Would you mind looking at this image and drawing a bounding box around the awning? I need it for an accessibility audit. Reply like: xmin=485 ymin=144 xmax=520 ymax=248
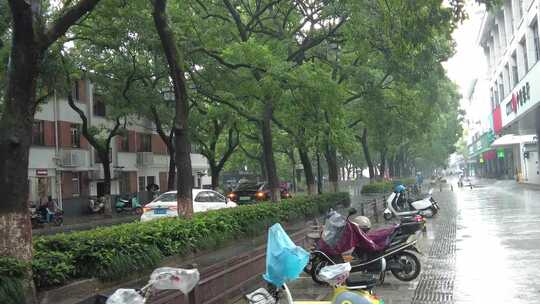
xmin=491 ymin=134 xmax=537 ymax=147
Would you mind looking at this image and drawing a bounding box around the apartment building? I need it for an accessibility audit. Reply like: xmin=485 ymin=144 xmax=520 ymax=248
xmin=479 ymin=0 xmax=540 ymax=183
xmin=29 ymin=79 xmax=210 ymax=216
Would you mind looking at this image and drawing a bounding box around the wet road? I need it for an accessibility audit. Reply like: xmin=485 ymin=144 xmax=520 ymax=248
xmin=454 ymin=180 xmax=540 ymax=304
xmin=289 ymin=179 xmax=540 ymax=303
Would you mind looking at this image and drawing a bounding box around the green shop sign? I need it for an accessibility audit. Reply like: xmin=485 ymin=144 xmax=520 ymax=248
xmin=497 ymin=149 xmax=505 ymax=159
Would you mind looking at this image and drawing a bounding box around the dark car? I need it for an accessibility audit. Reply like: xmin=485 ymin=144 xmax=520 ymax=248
xmin=227 ymin=182 xmax=291 ymax=204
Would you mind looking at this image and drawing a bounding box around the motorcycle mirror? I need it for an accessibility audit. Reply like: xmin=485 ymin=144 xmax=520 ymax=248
xmin=348 ymin=208 xmax=357 ymax=216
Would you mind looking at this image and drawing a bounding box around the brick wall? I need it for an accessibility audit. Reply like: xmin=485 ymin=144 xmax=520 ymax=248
xmin=129 ymin=171 xmax=137 ymax=193
xmin=43 ymin=120 xmax=56 ymax=146
xmin=152 ymin=134 xmax=168 ymax=154
xmin=128 ymin=131 xmax=137 ymax=152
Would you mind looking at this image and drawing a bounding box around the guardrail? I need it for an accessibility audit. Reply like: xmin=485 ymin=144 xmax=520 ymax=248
xmin=148 ymin=228 xmax=309 ymax=304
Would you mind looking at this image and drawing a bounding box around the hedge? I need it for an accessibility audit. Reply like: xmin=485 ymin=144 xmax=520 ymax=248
xmin=360 ymin=178 xmax=416 ymax=194
xmin=30 ymin=192 xmax=349 ymax=289
xmin=0 ymin=257 xmax=28 ymax=304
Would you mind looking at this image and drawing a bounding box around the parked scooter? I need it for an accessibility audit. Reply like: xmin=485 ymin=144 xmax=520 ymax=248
xmin=105 ymin=267 xmax=200 ymax=304
xmin=383 ymin=185 xmax=439 ymax=220
xmin=246 ymin=223 xmax=384 ymax=304
xmin=307 ymin=209 xmax=422 ymax=285
xmin=116 ymin=194 xmax=143 ymax=215
xmin=88 ymin=196 xmax=105 ymax=214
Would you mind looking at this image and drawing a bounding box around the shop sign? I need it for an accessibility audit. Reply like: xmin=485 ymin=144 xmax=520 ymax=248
xmin=479 ymin=156 xmax=484 ymax=163
xmin=507 ymin=82 xmax=531 ymax=115
xmin=36 ymin=169 xmax=48 ymax=176
xmin=497 ymin=149 xmax=505 ymax=159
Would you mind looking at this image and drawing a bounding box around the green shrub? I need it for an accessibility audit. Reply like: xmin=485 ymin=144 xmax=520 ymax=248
xmin=361 ymin=181 xmax=394 ymax=194
xmin=32 ymin=192 xmax=348 ymax=288
xmin=0 ymin=257 xmax=28 ymax=304
xmin=32 ymin=251 xmax=75 ymax=288
xmin=361 ymin=178 xmax=418 ymax=194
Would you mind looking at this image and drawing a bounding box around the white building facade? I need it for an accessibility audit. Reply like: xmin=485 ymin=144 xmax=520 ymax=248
xmin=29 ymin=79 xmax=210 ymax=216
xmin=479 ymin=0 xmax=540 ymax=183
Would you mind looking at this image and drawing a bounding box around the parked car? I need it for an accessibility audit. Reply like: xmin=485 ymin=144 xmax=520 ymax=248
xmin=226 ymin=182 xmax=291 ymax=204
xmin=140 ymin=189 xmax=237 ymax=222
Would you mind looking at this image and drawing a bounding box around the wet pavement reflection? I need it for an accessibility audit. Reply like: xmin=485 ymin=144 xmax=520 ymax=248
xmin=454 ymin=180 xmax=540 ymax=304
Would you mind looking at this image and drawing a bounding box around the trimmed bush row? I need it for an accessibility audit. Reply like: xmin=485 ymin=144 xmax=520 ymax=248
xmin=0 ymin=257 xmax=27 ymax=304
xmin=360 ymin=178 xmax=416 ymax=194
xmin=31 ymin=192 xmax=349 ymax=289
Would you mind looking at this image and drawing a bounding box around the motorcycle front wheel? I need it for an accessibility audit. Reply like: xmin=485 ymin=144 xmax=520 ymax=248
xmin=390 ymin=251 xmax=421 ymax=281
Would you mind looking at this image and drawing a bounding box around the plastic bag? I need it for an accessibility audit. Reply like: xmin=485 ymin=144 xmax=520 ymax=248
xmin=322 ymin=211 xmax=346 ymax=247
xmin=149 ymin=267 xmax=200 ymax=294
xmin=106 ymin=289 xmax=145 ymax=304
xmin=319 ymin=263 xmax=351 ymax=286
xmin=263 ymin=223 xmax=309 ymax=287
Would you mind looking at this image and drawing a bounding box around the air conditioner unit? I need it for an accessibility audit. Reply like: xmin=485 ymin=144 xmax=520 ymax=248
xmin=137 ymin=152 xmax=154 ymax=166
xmin=61 ymin=150 xmax=85 ymax=167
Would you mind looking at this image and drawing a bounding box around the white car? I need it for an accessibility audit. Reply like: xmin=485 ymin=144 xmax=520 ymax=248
xmin=140 ymin=189 xmax=237 ymax=222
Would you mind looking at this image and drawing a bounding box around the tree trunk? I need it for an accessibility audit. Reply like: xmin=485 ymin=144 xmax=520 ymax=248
xmin=101 ymin=155 xmax=113 ymax=215
xmin=325 ymin=143 xmax=339 ymax=192
xmin=0 ymin=7 xmax=41 ymax=303
xmin=360 ymin=128 xmax=375 ymax=180
xmin=298 ymin=146 xmax=316 ymax=195
xmin=388 ymin=155 xmax=395 ymax=179
xmin=152 ymin=0 xmax=193 ymax=217
xmin=379 ymin=150 xmax=387 ymax=179
xmin=210 ymin=164 xmax=220 ymax=190
xmin=261 ymin=100 xmax=280 ymax=202
xmin=316 ymin=152 xmax=323 ymax=194
xmin=167 ymin=150 xmax=176 ymax=190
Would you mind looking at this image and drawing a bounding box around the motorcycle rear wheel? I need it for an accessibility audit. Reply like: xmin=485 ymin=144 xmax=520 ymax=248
xmin=311 ymin=258 xmax=331 ymax=285
xmin=390 ymin=251 xmax=421 ymax=281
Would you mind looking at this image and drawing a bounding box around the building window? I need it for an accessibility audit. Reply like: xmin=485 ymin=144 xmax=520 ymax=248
xmin=498 ymin=76 xmax=505 ymax=101
xmin=138 ymin=176 xmax=146 ymax=192
xmin=520 ymin=38 xmax=528 ymax=73
xmin=490 ymin=88 xmax=495 ymax=110
xmin=71 ymin=124 xmax=81 ymax=148
xmin=494 ymin=83 xmax=500 ymax=106
xmin=32 ymin=120 xmax=45 ymax=146
xmin=500 ymin=11 xmax=507 ymax=47
xmin=119 ymin=172 xmax=130 ymax=194
xmin=147 ymin=176 xmax=156 ymax=188
xmin=504 ymin=64 xmax=510 ymax=94
xmin=139 ymin=133 xmax=152 ymax=152
xmin=93 ymin=97 xmax=106 ymax=117
xmin=121 ymin=134 xmax=129 ymax=152
xmin=532 ymin=20 xmax=540 ymax=63
xmin=72 ymin=173 xmax=81 ymax=197
xmin=511 ymin=52 xmax=518 ymax=87
xmin=517 ymin=0 xmax=523 ymax=20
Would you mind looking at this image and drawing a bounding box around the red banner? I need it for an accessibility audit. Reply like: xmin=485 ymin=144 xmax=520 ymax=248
xmin=492 ymin=105 xmax=502 ymax=135
xmin=483 ymin=150 xmax=497 ymax=161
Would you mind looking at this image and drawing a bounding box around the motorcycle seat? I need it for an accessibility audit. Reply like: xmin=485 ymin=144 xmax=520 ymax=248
xmin=345 ymin=273 xmax=378 ymax=289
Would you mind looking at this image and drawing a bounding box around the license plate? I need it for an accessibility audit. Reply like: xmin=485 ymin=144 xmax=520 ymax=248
xmin=154 ymin=208 xmax=167 ymax=215
xmin=239 ymin=196 xmax=251 ymax=201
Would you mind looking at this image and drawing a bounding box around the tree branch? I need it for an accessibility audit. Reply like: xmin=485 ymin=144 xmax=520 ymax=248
xmin=42 ymin=0 xmax=102 ymax=49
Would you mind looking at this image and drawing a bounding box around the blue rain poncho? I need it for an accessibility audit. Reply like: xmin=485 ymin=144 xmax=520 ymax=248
xmin=263 ymin=223 xmax=309 ymax=287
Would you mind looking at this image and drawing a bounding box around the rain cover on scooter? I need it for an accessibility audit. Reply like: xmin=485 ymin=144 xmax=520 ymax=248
xmin=263 ymin=223 xmax=309 ymax=287
xmin=321 ymin=210 xmax=346 ymax=247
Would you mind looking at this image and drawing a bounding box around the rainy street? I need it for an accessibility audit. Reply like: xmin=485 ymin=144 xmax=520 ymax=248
xmin=289 ymin=178 xmax=540 ymax=303
xmin=385 ymin=178 xmax=540 ymax=304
